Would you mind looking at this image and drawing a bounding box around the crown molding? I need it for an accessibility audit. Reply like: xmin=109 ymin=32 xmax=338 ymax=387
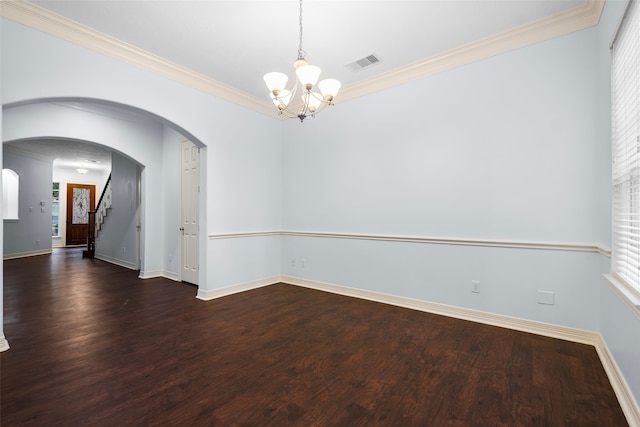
xmin=1 ymin=0 xmax=605 ymax=116
xmin=339 ymin=0 xmax=605 ymax=102
xmin=0 ymin=0 xmax=278 ymax=118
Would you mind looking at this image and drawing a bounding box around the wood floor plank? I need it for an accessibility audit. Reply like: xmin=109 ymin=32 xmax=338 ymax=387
xmin=1 ymin=248 xmax=629 ymax=426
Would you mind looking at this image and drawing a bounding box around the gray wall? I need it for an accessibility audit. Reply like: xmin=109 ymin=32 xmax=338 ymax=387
xmin=282 ymin=14 xmax=608 ymax=328
xmin=95 ymin=152 xmax=140 ymax=269
xmin=3 ymin=147 xmax=53 ymax=258
xmin=281 ymin=0 xmax=638 ymax=404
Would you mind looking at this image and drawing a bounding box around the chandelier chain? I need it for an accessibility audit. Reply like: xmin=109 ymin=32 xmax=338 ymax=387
xmin=298 ymin=0 xmax=304 ymax=59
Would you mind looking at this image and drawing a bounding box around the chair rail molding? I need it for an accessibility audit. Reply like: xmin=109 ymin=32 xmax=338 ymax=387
xmin=208 ymin=230 xmax=611 ymax=256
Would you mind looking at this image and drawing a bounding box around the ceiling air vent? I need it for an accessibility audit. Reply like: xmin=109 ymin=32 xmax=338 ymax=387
xmin=347 ymin=54 xmax=381 ymax=71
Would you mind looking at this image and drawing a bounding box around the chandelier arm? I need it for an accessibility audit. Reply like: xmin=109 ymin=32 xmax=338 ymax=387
xmin=299 ymin=89 xmax=310 ymax=117
xmin=272 ymin=75 xmax=300 ymax=114
xmin=309 ymin=91 xmax=334 ymax=106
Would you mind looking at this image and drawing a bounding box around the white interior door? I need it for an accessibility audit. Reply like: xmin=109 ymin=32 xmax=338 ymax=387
xmin=180 ymin=139 xmax=200 ymax=285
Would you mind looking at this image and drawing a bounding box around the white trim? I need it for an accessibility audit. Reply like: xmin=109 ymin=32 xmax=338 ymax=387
xmin=162 ymin=270 xmax=179 ymax=282
xmin=208 ymin=230 xmax=611 ymax=256
xmin=138 ymin=270 xmax=180 ymax=281
xmin=339 ymin=0 xmax=605 ymax=103
xmin=0 ymin=0 xmax=604 ymax=117
xmin=208 ymin=231 xmax=281 ymax=239
xmin=138 ymin=270 xmax=162 ymax=279
xmin=94 ymin=253 xmax=137 ymax=270
xmin=593 ymin=334 xmax=640 ymax=427
xmin=195 ymin=276 xmax=280 ymax=301
xmin=604 ymin=274 xmax=640 ymax=322
xmin=0 ymin=337 xmax=9 ymax=352
xmin=3 ymin=249 xmax=52 ymax=260
xmin=0 ymin=0 xmax=276 ymax=118
xmin=282 ymin=275 xmax=600 ymax=344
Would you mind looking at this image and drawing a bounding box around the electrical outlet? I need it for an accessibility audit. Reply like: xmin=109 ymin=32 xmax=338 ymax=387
xmin=291 ymin=258 xmax=296 ymax=267
xmin=471 ymin=280 xmax=480 ymax=293
xmin=301 ymin=258 xmax=306 ymax=268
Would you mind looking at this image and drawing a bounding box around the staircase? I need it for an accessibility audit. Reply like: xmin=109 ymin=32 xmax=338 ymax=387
xmin=83 ymin=174 xmax=112 ymax=258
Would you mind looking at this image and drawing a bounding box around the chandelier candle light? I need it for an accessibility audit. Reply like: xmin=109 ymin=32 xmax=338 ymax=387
xmin=263 ymin=0 xmax=341 ymax=122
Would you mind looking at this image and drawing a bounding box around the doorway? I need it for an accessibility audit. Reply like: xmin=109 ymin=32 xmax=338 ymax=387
xmin=66 ymin=183 xmax=96 ymax=246
xmin=179 ymin=139 xmax=200 ymax=285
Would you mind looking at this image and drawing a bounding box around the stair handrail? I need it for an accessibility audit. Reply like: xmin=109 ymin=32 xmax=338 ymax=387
xmin=85 ymin=173 xmax=112 ymax=259
xmin=95 ymin=173 xmax=112 ymax=213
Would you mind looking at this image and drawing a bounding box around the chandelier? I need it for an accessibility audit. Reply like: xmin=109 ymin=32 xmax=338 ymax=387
xmin=263 ymin=0 xmax=341 ymax=122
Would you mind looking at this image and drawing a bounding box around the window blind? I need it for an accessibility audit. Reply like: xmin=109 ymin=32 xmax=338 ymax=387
xmin=612 ymin=0 xmax=640 ymax=294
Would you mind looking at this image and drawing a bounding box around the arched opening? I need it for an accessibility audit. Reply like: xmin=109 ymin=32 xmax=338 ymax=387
xmin=2 ymin=98 xmax=207 ymax=285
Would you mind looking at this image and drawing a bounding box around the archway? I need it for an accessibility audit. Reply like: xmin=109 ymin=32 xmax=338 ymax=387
xmin=2 ymin=98 xmax=207 ymax=284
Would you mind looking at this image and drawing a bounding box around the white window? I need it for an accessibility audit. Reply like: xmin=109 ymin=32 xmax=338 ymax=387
xmin=612 ymin=0 xmax=640 ymax=295
xmin=2 ymin=168 xmax=19 ymax=220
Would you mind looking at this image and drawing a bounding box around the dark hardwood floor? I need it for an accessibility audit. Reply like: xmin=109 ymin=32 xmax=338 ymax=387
xmin=1 ymin=248 xmax=628 ymax=426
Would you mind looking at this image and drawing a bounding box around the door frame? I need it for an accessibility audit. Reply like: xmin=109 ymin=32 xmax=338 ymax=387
xmin=178 ymin=138 xmax=200 ymax=285
xmin=65 ymin=183 xmax=95 ymax=246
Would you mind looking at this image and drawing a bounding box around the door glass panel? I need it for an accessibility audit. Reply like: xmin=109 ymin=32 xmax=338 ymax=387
xmin=72 ymin=188 xmax=89 ymax=224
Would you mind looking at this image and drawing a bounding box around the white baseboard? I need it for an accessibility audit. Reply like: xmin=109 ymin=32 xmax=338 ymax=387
xmin=138 ymin=270 xmax=179 ymax=281
xmin=593 ymin=335 xmax=640 ymax=427
xmin=3 ymin=249 xmax=52 ymax=260
xmin=196 ymin=276 xmax=281 ymax=301
xmin=162 ymin=271 xmax=179 ymax=281
xmin=139 ymin=269 xmax=163 ymax=279
xmin=282 ymin=275 xmax=599 ymax=344
xmin=0 ymin=336 xmax=9 ymax=352
xmin=94 ymin=254 xmax=137 ymax=270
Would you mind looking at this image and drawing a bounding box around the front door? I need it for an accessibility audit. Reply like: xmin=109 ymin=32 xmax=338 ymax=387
xmin=66 ymin=183 xmax=96 ymax=246
xmin=180 ymin=139 xmax=199 ymax=285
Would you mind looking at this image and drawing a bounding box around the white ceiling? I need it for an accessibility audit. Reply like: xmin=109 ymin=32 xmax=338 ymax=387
xmin=28 ymin=0 xmax=587 ymax=103
xmin=5 ymin=137 xmax=112 ymax=173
